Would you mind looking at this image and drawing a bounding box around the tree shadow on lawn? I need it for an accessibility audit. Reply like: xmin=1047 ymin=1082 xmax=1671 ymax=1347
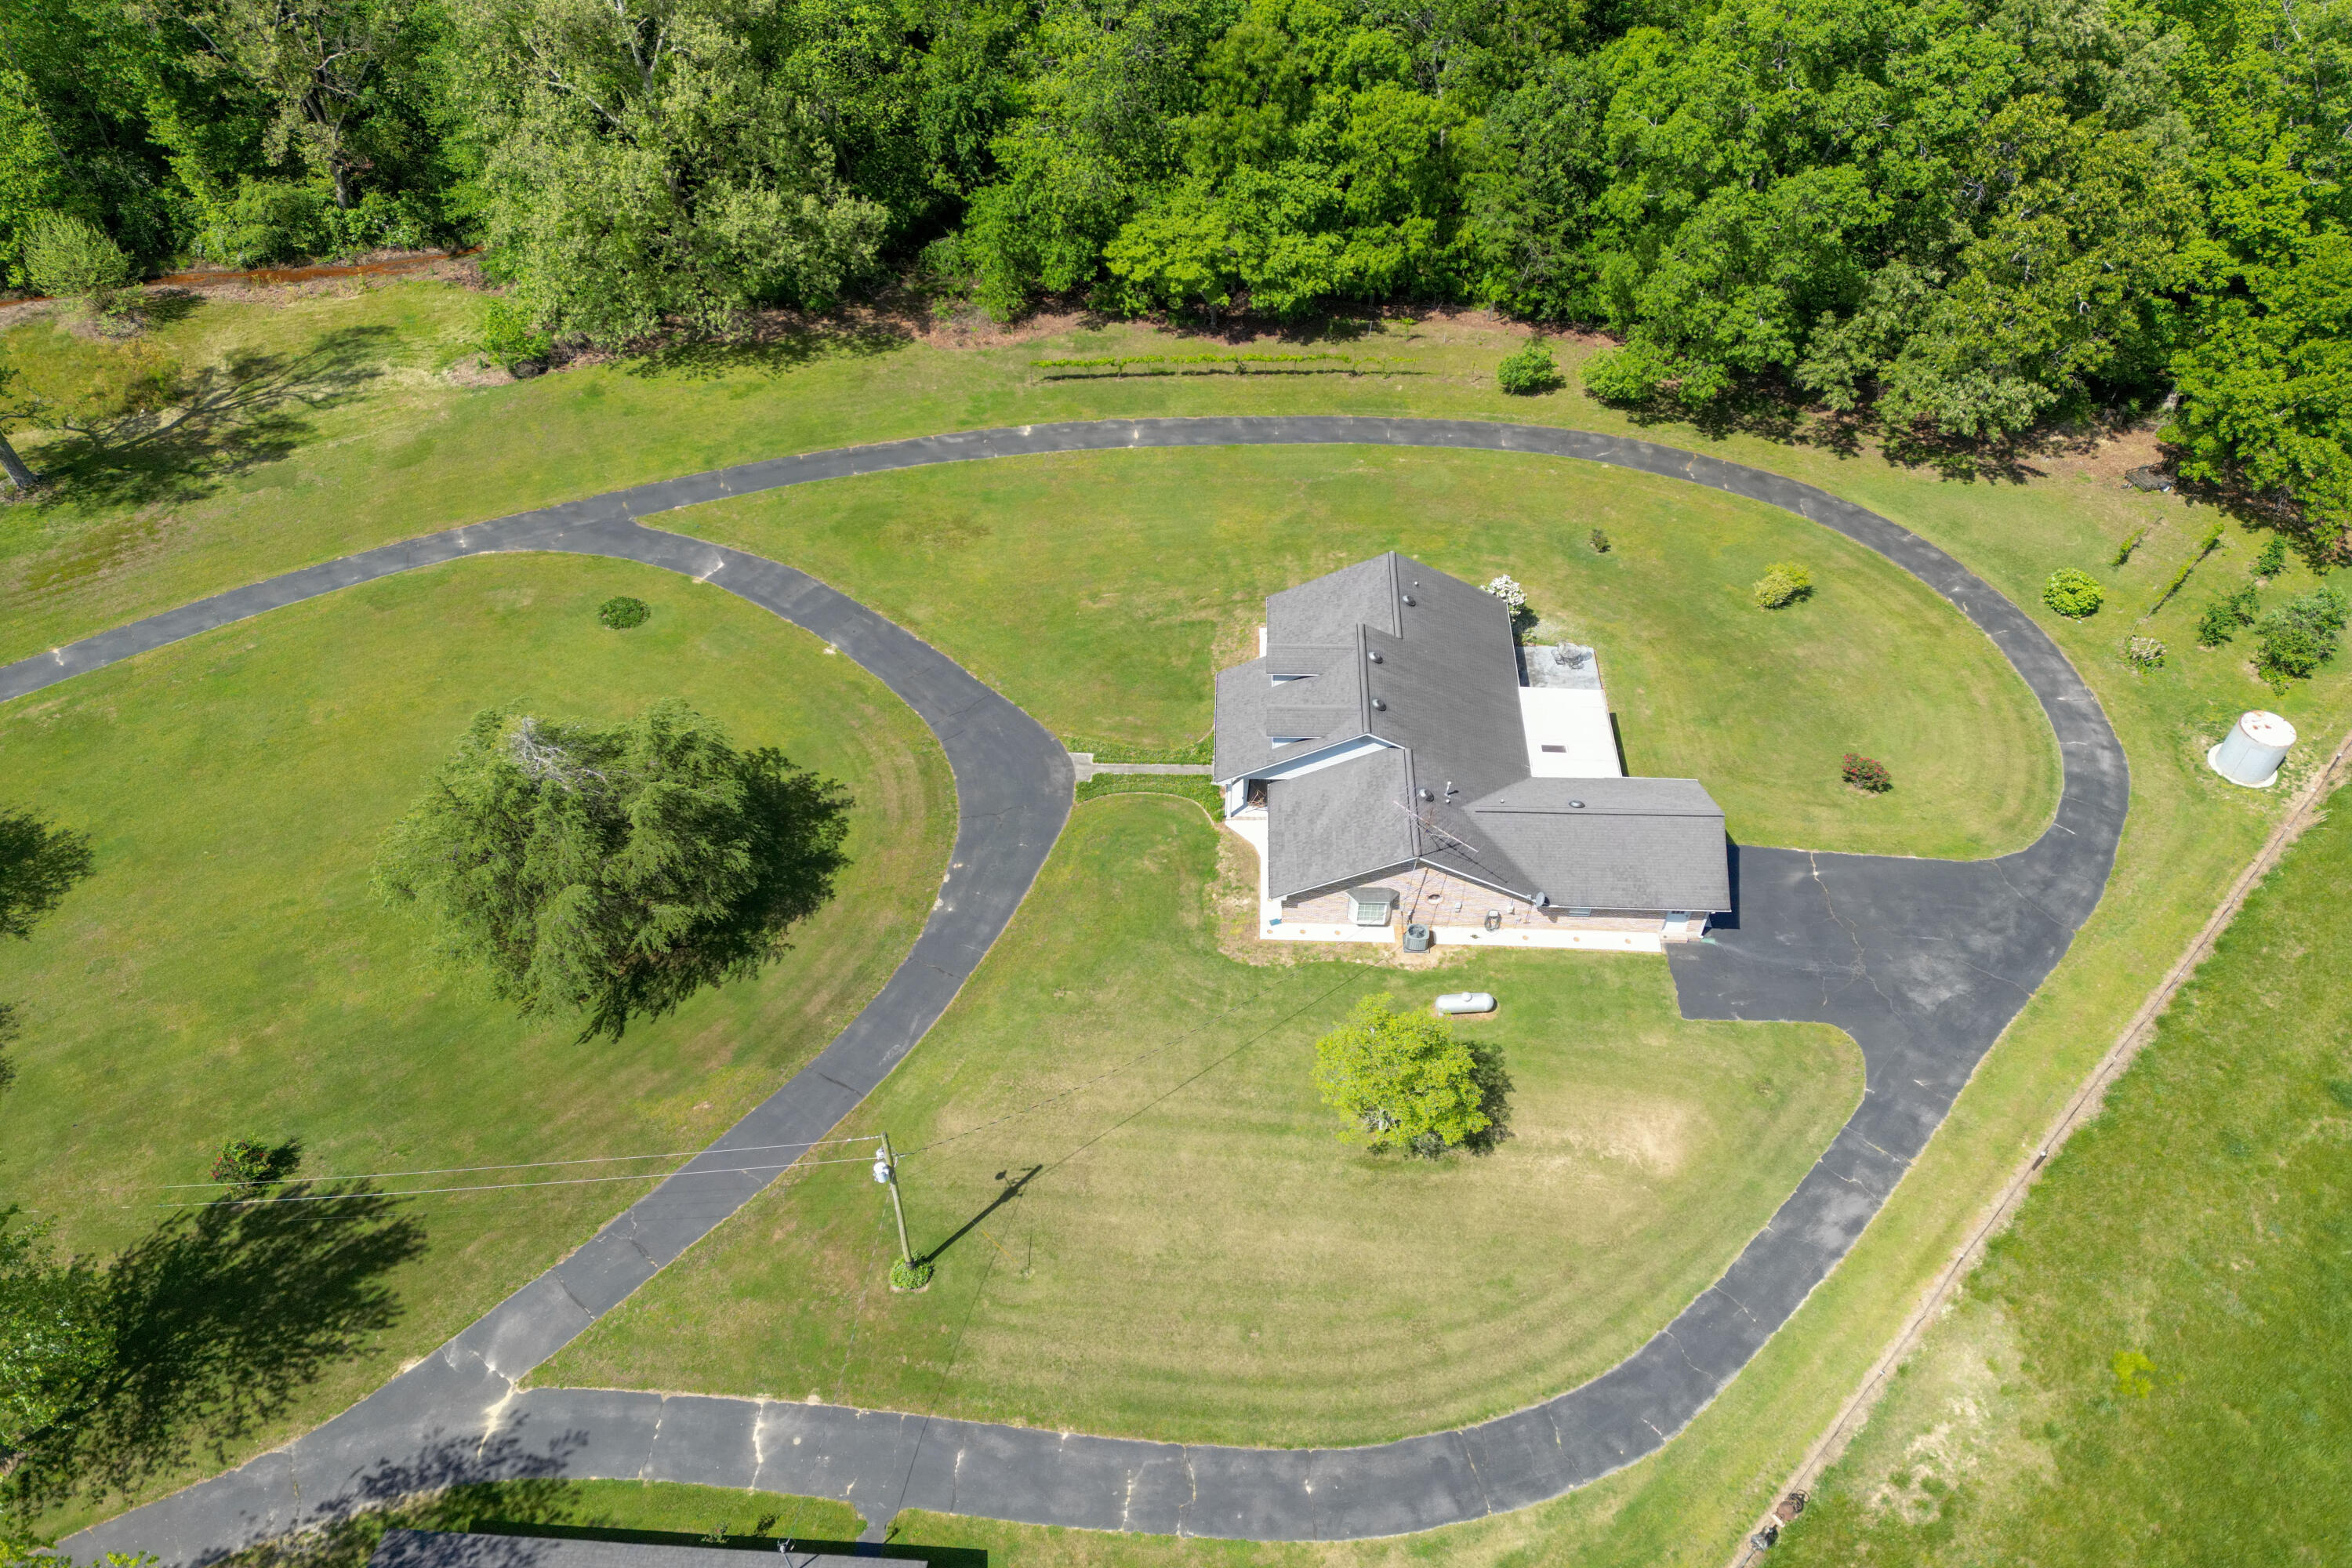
xmin=27 ymin=325 xmax=393 ymax=510
xmin=14 ymin=1182 xmax=426 ymax=1520
xmin=624 ymin=312 xmax=914 ymax=383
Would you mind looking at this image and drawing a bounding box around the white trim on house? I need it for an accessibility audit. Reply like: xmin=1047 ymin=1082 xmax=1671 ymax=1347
xmin=1222 ymin=733 xmax=1396 ymax=789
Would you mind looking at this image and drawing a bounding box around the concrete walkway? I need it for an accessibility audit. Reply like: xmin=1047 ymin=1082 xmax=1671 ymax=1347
xmin=20 ymin=419 xmax=2124 ymax=1560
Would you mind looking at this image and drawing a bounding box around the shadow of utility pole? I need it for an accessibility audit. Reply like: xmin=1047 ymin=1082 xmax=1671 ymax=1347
xmin=915 ymin=1167 xmax=1040 ymax=1269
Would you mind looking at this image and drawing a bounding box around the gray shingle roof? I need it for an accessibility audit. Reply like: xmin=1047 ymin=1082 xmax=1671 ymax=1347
xmin=1265 ymin=749 xmax=1417 ymax=898
xmin=1466 ymin=777 xmax=1730 ymax=911
xmin=1213 ymin=658 xmax=1272 ymax=779
xmin=1215 ymin=553 xmax=1731 ymax=913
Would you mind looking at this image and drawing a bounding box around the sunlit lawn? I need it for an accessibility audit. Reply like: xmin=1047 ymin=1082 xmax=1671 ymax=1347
xmin=1773 ymin=774 xmax=2352 ymax=1568
xmin=8 ymin=284 xmax=2352 ymax=1562
xmin=0 ymin=553 xmax=952 ymax=1532
xmin=541 ymin=795 xmax=1860 ymax=1446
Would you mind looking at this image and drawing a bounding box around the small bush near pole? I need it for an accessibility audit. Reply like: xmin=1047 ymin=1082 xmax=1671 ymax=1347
xmin=1842 ymin=753 xmax=1893 ymax=793
xmin=891 ymin=1257 xmax=934 ymax=1290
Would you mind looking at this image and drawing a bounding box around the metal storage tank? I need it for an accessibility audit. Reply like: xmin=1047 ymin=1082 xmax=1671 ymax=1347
xmin=2208 ymin=710 xmax=2296 ymax=787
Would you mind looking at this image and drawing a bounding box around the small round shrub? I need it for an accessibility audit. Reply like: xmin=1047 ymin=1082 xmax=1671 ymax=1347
xmin=891 ymin=1257 xmax=934 ymax=1290
xmin=2042 ymin=568 xmax=2104 ymax=619
xmin=24 ymin=212 xmax=132 ymax=318
xmin=1588 ymin=528 xmax=1611 ymax=554
xmin=211 ymin=1135 xmax=300 ymax=1187
xmin=2254 ymin=586 xmax=2349 ymax=687
xmin=2124 ymin=636 xmax=2165 ymax=670
xmin=2254 ymin=535 xmax=2288 ymax=578
xmin=598 ymin=596 xmax=651 ymax=630
xmin=1842 ymin=753 xmax=1893 ymax=793
xmin=1496 ymin=341 xmax=1562 ymax=396
xmin=1483 ymin=574 xmax=1526 ymax=611
xmin=1752 ymin=562 xmax=1813 ymax=608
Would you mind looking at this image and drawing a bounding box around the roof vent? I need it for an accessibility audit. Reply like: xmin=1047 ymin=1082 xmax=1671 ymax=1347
xmin=1367 ymin=650 xmax=1382 ymax=663
xmin=1370 ymin=697 xmax=1387 ymax=711
xmin=1418 ymin=787 xmax=1433 ymax=801
xmin=1399 ymin=593 xmax=1415 ymax=606
xmin=1569 ymin=799 xmax=1585 ymax=809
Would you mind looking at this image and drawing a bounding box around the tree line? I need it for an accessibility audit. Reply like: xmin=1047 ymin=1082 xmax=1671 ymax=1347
xmin=2 ymin=0 xmax=2347 ymax=529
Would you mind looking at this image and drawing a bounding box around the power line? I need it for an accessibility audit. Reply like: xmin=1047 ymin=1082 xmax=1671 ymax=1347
xmin=157 ymin=1153 xmax=882 ymax=1210
xmin=155 ymin=1135 xmax=878 ymax=1190
xmin=904 ymin=967 xmax=1370 ymax=1156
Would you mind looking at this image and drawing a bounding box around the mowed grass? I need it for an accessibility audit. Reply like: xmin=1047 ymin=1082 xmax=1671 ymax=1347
xmin=672 ymin=445 xmax=2059 ymax=858
xmin=540 ymin=795 xmax=1860 ymax=1446
xmin=0 ymin=554 xmax=952 ymax=1532
xmin=12 ymin=286 xmax=2352 ymax=1560
xmin=1772 ymin=778 xmax=2352 ymax=1567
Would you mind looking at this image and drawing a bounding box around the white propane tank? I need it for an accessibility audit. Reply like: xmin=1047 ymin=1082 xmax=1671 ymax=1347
xmin=2208 ymin=710 xmax=2296 ymax=788
xmin=1435 ymin=992 xmax=1497 ymax=1015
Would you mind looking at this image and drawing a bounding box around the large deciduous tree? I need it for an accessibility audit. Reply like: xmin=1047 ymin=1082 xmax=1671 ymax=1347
xmin=373 ymin=700 xmax=851 ymax=1039
xmin=1312 ymin=993 xmax=1510 ymax=1158
xmin=0 ymin=1210 xmax=111 ymax=1497
xmin=452 ymin=0 xmax=889 ymax=342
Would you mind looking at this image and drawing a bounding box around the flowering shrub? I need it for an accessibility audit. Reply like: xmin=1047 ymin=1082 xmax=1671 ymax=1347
xmin=1483 ymin=574 xmax=1527 ymax=611
xmin=2125 ymin=636 xmax=2165 ymax=670
xmin=1753 ymin=562 xmax=1813 ymax=608
xmin=2043 ymin=568 xmax=2104 ymax=618
xmin=1842 ymin=753 xmax=1893 ymax=793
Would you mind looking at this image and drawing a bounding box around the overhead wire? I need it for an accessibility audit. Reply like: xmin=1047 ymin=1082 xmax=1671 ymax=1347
xmin=157 ymin=1153 xmax=884 ymax=1209
xmin=154 ymin=1134 xmax=879 ymax=1190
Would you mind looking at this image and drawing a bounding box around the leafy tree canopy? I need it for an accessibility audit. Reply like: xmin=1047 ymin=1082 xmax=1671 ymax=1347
xmin=1312 ymin=993 xmax=1510 ymax=1158
xmin=373 ymin=700 xmax=851 ymax=1039
xmin=9 ymin=0 xmax=2352 ymax=532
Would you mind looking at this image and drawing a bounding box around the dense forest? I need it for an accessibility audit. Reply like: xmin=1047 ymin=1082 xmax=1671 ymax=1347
xmin=2 ymin=0 xmax=2347 ymax=528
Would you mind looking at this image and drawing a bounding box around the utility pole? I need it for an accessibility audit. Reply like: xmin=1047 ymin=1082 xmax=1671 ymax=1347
xmin=875 ymin=1132 xmax=913 ymax=1266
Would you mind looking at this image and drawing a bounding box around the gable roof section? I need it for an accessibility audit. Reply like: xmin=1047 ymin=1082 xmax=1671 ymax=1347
xmin=1465 ymin=777 xmax=1730 ymax=912
xmin=1266 ymin=556 xmax=1400 ymax=644
xmin=1265 ymin=748 xmax=1417 ymax=899
xmin=1213 ymin=658 xmax=1273 ymax=779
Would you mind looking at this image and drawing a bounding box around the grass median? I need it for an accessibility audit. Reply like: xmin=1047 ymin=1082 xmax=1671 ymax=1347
xmin=0 ymin=553 xmax=952 ymax=1535
xmin=539 ymin=794 xmax=1860 ymax=1446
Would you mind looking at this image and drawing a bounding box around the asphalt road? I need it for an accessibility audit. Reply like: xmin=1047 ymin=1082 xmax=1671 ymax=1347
xmin=14 ymin=419 xmax=2124 ymax=1559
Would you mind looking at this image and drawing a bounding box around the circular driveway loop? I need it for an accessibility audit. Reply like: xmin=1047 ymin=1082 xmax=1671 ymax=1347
xmin=16 ymin=418 xmax=2125 ymax=1559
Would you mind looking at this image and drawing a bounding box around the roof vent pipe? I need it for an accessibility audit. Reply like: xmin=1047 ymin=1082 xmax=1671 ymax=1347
xmin=1370 ymin=697 xmax=1387 ymax=711
xmin=1400 ymin=593 xmax=1415 ymax=606
xmin=1367 ymin=650 xmax=1382 ymax=663
xmin=1418 ymin=788 xmax=1433 ymax=801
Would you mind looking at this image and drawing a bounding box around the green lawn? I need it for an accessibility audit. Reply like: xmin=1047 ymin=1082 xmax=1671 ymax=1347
xmin=9 ymin=286 xmax=2352 ymax=1561
xmin=539 ymin=794 xmax=1860 ymax=1446
xmin=1770 ymin=773 xmax=2352 ymax=1567
xmin=670 ymin=445 xmax=2056 ymax=858
xmin=0 ymin=553 xmax=953 ymax=1533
